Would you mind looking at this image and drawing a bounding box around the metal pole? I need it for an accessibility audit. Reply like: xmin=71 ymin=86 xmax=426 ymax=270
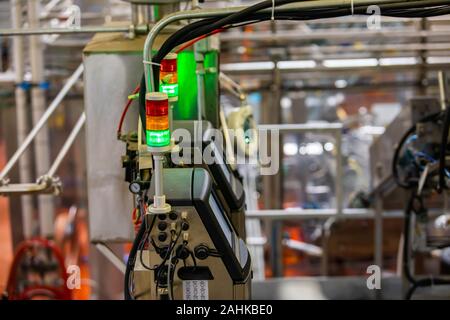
xmin=153 ymin=155 xmax=164 ymax=199
xmin=0 ymin=64 xmax=84 ymax=183
xmin=95 ymin=243 xmax=126 ymax=274
xmin=194 ymin=46 xmax=205 ymax=121
xmin=28 ymin=0 xmax=55 ymax=238
xmin=374 ymin=193 xmax=383 ymax=300
xmin=0 ymin=113 xmax=85 ymax=196
xmin=47 ymin=112 xmax=86 ymax=177
xmin=335 ymin=128 xmax=343 ymax=214
xmin=438 ymin=71 xmax=449 ymax=112
xmin=11 ymin=0 xmax=34 ymax=239
xmin=0 ymin=25 xmax=133 ymax=36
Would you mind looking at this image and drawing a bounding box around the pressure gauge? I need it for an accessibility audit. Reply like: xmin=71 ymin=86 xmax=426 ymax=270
xmin=129 ymin=181 xmax=141 ymax=194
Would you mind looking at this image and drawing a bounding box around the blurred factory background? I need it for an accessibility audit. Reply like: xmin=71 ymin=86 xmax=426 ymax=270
xmin=0 ymin=0 xmax=450 ymax=300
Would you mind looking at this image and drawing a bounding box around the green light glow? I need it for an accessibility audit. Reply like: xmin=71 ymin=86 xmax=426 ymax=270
xmin=146 ymin=129 xmax=170 ymax=147
xmin=160 ymin=83 xmax=179 ymax=98
xmin=176 ymin=51 xmax=198 ymax=120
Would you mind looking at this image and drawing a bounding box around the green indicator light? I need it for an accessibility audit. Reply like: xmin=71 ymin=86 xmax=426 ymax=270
xmin=160 ymin=83 xmax=179 ymax=98
xmin=146 ymin=129 xmax=170 ymax=147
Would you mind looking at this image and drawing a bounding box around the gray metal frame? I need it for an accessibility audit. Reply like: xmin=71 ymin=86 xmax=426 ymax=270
xmin=0 ymin=64 xmax=85 ymax=195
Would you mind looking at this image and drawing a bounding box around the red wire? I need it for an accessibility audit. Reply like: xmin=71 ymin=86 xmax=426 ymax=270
xmin=117 ymin=85 xmax=140 ymax=138
xmin=175 ymin=28 xmax=224 ymax=53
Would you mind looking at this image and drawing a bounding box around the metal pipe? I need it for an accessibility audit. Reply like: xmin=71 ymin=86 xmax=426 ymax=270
xmin=438 ymin=71 xmax=449 ymax=112
xmin=131 ymin=4 xmax=153 ymax=26
xmin=335 ymin=127 xmax=343 ymax=214
xmin=194 ymin=48 xmax=205 ymax=121
xmin=95 ymin=243 xmax=126 ymax=274
xmin=219 ymin=72 xmax=246 ymax=101
xmin=0 ymin=182 xmax=49 ymax=195
xmin=47 ymin=112 xmax=86 ymax=177
xmin=374 ymin=194 xmax=384 ymax=299
xmin=0 ymin=113 xmax=85 ymax=196
xmin=282 ymin=238 xmax=323 ymax=257
xmin=258 ymin=123 xmax=343 ymax=132
xmin=11 ymin=0 xmax=34 ymax=238
xmin=28 ymin=0 xmax=56 ymax=238
xmin=154 ymin=155 xmax=164 ymax=198
xmin=0 ymin=64 xmax=84 ymax=183
xmin=143 ymin=0 xmax=443 ymax=91
xmin=0 ymin=25 xmax=132 ymax=36
xmin=246 ymin=208 xmax=402 ymax=220
xmin=220 ymin=29 xmax=450 ymax=42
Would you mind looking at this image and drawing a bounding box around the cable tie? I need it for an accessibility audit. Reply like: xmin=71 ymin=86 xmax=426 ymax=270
xmin=271 ymin=0 xmax=275 ymax=21
xmin=143 ymin=60 xmax=161 ymax=67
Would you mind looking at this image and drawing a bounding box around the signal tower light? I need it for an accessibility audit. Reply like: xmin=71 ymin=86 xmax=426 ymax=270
xmin=160 ymin=53 xmax=178 ymax=99
xmin=145 ymin=92 xmax=170 ymax=148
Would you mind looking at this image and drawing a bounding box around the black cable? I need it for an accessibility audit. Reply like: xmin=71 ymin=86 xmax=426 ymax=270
xmin=124 ymin=192 xmax=157 ymax=300
xmin=169 ymin=258 xmax=179 ymax=300
xmin=124 ymin=207 xmax=148 ymax=300
xmin=152 ymin=3 xmax=450 ymax=80
xmin=190 ymin=251 xmax=197 ymax=268
xmin=139 ymin=2 xmax=450 ymax=134
xmin=155 ymin=229 xmax=182 ymax=298
xmin=403 ymin=192 xmax=421 ymax=285
xmin=402 ymin=191 xmax=450 ymax=300
xmin=438 ymin=102 xmax=450 ymax=192
xmin=139 ymin=218 xmax=159 ymax=271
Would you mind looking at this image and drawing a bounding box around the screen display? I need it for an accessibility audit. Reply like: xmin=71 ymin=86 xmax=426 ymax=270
xmin=208 ymin=194 xmax=233 ymax=247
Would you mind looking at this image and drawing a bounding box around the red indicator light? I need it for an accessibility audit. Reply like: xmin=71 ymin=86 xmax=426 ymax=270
xmin=146 ymin=93 xmax=168 ymax=117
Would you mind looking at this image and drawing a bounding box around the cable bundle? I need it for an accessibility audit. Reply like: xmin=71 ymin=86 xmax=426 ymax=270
xmin=138 ymin=0 xmax=450 ymax=129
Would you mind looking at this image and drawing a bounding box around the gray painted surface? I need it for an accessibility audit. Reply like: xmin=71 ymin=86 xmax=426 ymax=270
xmin=84 ymin=52 xmax=141 ymax=242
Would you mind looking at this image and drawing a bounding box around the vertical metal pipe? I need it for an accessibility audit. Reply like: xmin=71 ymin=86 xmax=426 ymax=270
xmin=194 ymin=47 xmax=205 ymax=121
xmin=28 ymin=0 xmax=55 ymax=238
xmin=374 ymin=193 xmax=383 ymax=299
xmin=438 ymin=71 xmax=449 ymax=112
xmin=11 ymin=0 xmax=34 ymax=239
xmin=131 ymin=4 xmax=152 ymax=26
xmin=265 ymin=65 xmax=283 ymax=277
xmin=335 ymin=128 xmax=343 ymax=214
xmin=154 ymin=155 xmax=164 ymax=198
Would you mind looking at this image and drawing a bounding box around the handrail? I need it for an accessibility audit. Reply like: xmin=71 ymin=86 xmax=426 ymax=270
xmin=0 ymin=64 xmax=84 ymax=192
xmin=0 ymin=112 xmax=86 ymax=196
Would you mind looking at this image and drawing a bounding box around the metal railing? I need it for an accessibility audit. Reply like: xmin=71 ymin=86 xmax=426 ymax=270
xmin=0 ymin=64 xmax=85 ymax=196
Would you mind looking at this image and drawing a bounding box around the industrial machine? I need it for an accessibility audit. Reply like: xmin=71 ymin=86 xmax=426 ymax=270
xmin=131 ymin=168 xmax=251 ymax=300
xmin=83 ymin=6 xmax=253 ymax=298
xmin=4 ymin=0 xmax=450 ymax=301
xmin=370 ymin=73 xmax=450 ymax=299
